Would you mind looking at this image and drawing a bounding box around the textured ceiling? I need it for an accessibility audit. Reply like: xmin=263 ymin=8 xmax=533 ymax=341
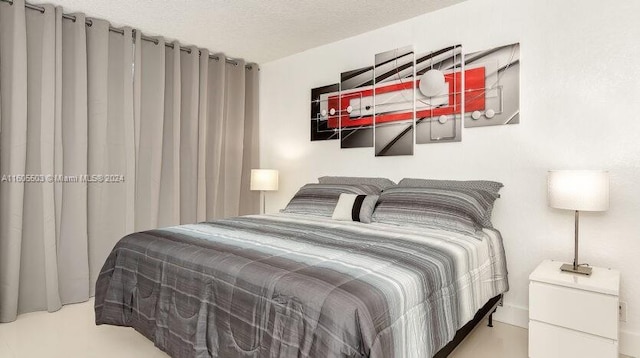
xmin=28 ymin=0 xmax=467 ymax=64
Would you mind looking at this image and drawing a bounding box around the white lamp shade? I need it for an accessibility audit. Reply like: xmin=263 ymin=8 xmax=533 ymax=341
xmin=548 ymin=170 xmax=609 ymax=211
xmin=250 ymin=169 xmax=279 ymax=191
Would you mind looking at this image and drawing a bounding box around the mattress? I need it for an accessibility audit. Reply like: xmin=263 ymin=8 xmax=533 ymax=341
xmin=94 ymin=213 xmax=508 ymax=358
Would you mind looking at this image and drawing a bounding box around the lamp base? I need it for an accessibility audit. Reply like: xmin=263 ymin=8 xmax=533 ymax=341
xmin=560 ymin=263 xmax=592 ymax=276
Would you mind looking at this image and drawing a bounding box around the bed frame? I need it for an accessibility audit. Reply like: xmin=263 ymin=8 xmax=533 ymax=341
xmin=433 ymin=294 xmax=503 ymax=357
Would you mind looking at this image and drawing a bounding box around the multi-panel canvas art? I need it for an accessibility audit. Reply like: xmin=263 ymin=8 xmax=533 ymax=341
xmin=415 ymin=45 xmax=463 ymax=144
xmin=464 ymin=43 xmax=520 ymax=127
xmin=374 ymin=46 xmax=414 ymax=156
xmin=310 ymin=83 xmax=339 ymax=141
xmin=339 ymin=66 xmax=374 ymax=148
xmin=309 ymin=42 xmax=520 ymax=156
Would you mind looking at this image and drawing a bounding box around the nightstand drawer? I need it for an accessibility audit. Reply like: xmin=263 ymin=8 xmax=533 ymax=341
xmin=529 ymin=281 xmax=618 ymax=339
xmin=529 ymin=320 xmax=617 ymax=358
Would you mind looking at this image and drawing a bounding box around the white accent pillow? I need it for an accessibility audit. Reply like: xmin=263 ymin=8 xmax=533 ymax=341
xmin=331 ymin=194 xmax=358 ymax=221
xmin=331 ymin=193 xmax=379 ymax=223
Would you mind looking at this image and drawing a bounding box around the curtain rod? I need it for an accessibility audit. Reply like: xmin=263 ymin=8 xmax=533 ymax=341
xmin=1 ymin=0 xmax=255 ymax=70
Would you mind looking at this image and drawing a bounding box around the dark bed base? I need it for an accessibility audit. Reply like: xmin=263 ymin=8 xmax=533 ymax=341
xmin=433 ymin=294 xmax=503 ymax=358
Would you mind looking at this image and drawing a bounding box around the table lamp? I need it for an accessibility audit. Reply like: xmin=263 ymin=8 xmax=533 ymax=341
xmin=250 ymin=169 xmax=279 ymax=214
xmin=547 ymin=170 xmax=609 ymax=275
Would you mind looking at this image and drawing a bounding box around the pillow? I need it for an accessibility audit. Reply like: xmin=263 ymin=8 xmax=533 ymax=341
xmin=397 ymin=178 xmax=503 ymax=196
xmin=283 ymin=183 xmax=381 ymax=217
xmin=371 ymin=186 xmax=501 ymax=234
xmin=318 ymin=176 xmax=396 ymax=191
xmin=332 ymin=194 xmax=379 ymax=223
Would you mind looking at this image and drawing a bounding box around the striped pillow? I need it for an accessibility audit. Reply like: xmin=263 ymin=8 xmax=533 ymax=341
xmin=283 ymin=183 xmax=381 ymax=217
xmin=318 ymin=176 xmax=396 ymax=191
xmin=332 ymin=194 xmax=379 ymax=223
xmin=397 ymin=178 xmax=503 ymax=196
xmin=371 ymin=186 xmax=500 ymax=234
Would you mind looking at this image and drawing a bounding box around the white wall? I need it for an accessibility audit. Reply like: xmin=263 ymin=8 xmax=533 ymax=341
xmin=259 ymin=0 xmax=640 ymax=354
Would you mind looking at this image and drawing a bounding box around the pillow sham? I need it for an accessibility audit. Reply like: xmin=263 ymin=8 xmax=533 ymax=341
xmin=318 ymin=176 xmax=396 ymax=191
xmin=397 ymin=178 xmax=503 ymax=196
xmin=371 ymin=186 xmax=500 ymax=234
xmin=332 ymin=194 xmax=379 ymax=223
xmin=283 ymin=183 xmax=381 ymax=217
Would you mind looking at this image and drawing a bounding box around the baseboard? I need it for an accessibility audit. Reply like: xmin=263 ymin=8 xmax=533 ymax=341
xmin=493 ymin=304 xmax=640 ymax=357
xmin=493 ymin=303 xmax=529 ymax=329
xmin=620 ymin=330 xmax=640 ymax=357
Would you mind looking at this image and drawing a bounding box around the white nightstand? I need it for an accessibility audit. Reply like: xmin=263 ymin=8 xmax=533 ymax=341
xmin=528 ymin=259 xmax=620 ymax=358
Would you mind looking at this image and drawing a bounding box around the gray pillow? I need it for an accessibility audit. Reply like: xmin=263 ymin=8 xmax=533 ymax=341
xmin=397 ymin=178 xmax=503 ymax=196
xmin=318 ymin=176 xmax=396 ymax=191
xmin=371 ymin=186 xmax=500 ymax=234
xmin=332 ymin=194 xmax=379 ymax=223
xmin=283 ymin=183 xmax=381 ymax=217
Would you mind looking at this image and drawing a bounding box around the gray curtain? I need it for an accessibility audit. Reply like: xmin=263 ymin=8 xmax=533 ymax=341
xmin=0 ymin=0 xmax=259 ymax=323
xmin=133 ymin=37 xmax=260 ymax=230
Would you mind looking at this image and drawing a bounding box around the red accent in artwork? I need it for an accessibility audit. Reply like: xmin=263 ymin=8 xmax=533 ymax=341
xmin=463 ymin=67 xmax=486 ymax=113
xmin=326 ymin=67 xmax=486 ymax=129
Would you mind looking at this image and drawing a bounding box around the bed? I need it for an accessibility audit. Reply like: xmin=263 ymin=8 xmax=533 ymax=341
xmin=95 ymin=178 xmax=509 ymax=357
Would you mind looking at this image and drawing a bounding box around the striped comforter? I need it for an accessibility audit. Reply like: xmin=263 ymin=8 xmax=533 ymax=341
xmin=94 ymin=214 xmax=508 ymax=358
